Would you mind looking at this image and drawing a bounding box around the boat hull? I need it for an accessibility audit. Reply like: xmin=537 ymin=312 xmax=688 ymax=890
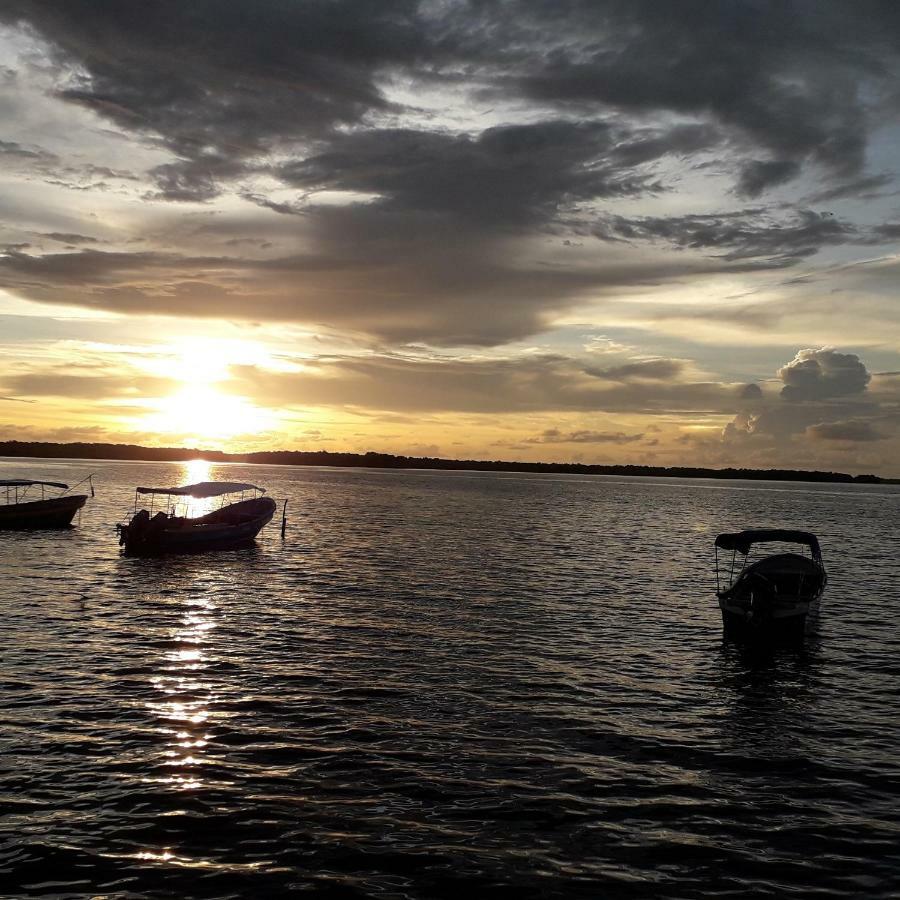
xmin=0 ymin=494 xmax=87 ymax=529
xmin=120 ymin=497 xmax=276 ymax=556
xmin=719 ymin=601 xmax=813 ymax=642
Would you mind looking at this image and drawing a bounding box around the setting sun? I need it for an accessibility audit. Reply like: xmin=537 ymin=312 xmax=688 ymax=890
xmin=130 ymin=338 xmax=282 ymax=443
xmin=143 ymin=384 xmax=277 ymax=442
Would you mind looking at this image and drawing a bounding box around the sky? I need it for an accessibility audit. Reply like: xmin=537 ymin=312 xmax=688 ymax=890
xmin=1 ymin=1 xmax=899 ymax=474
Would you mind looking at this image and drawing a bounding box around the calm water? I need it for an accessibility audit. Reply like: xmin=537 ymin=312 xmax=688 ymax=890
xmin=1 ymin=458 xmax=899 ymax=898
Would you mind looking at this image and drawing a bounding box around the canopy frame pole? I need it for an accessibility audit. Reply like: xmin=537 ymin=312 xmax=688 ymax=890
xmin=715 ymin=547 xmax=720 ymax=593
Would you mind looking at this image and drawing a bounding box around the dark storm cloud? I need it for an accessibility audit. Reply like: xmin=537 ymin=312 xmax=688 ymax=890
xmin=736 ymin=160 xmax=802 ymax=198
xmin=277 ymin=122 xmax=654 ymax=227
xmin=0 ymin=1 xmax=424 ymax=187
xmin=2 ymin=1 xmax=900 ymax=348
xmin=596 ymin=209 xmax=857 ymax=263
xmin=510 ymin=1 xmax=890 ymax=183
xmin=610 ymin=124 xmax=722 ymax=167
xmin=3 ymin=0 xmax=895 ymax=201
xmin=149 ymin=163 xmax=224 ymax=203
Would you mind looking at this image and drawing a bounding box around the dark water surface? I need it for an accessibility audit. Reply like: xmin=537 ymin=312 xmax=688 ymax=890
xmin=1 ymin=458 xmax=899 ymax=898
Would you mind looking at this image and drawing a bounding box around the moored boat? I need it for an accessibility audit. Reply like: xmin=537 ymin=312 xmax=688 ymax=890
xmin=714 ymin=529 xmax=827 ymax=640
xmin=0 ymin=479 xmax=89 ymax=529
xmin=117 ymin=481 xmax=276 ymax=556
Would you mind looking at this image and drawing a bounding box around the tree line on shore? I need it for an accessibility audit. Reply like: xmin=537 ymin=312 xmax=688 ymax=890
xmin=0 ymin=440 xmax=890 ymax=484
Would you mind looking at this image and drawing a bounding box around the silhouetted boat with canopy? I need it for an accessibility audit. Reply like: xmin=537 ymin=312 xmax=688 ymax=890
xmin=715 ymin=529 xmax=827 ymax=639
xmin=118 ymin=481 xmax=276 ymax=556
xmin=0 ymin=478 xmax=90 ymax=529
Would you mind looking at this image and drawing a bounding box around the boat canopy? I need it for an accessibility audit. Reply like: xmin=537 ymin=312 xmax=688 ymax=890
xmin=715 ymin=529 xmax=821 ymax=556
xmin=136 ymin=481 xmax=264 ymax=498
xmin=0 ymin=479 xmax=68 ymax=489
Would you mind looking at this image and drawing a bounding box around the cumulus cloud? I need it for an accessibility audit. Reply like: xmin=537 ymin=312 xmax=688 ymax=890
xmin=739 ymin=383 xmax=763 ymax=401
xmin=722 ymin=348 xmax=898 ymax=461
xmin=778 ymin=348 xmax=871 ymax=401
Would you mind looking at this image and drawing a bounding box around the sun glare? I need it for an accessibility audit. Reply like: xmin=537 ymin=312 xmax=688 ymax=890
xmin=140 ymin=337 xmax=277 ymax=384
xmin=183 ymin=458 xmax=212 ymax=484
xmin=145 ymin=384 xmax=276 ymax=442
xmin=173 ymin=343 xmax=230 ymax=385
xmin=134 ymin=338 xmax=280 ymax=444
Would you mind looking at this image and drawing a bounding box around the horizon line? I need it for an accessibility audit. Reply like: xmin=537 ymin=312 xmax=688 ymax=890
xmin=0 ymin=439 xmax=895 ymax=485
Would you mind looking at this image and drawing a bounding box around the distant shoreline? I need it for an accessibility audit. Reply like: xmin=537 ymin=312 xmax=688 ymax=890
xmin=0 ymin=440 xmax=895 ymax=485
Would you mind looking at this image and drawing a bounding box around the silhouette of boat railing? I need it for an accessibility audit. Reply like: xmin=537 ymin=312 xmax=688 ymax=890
xmin=714 ymin=529 xmax=827 ymax=641
xmin=117 ymin=480 xmax=278 ymax=556
xmin=0 ymin=476 xmax=92 ymax=529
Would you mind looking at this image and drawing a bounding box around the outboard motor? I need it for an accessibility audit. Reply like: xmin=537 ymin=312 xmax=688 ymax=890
xmin=120 ymin=508 xmax=150 ymax=548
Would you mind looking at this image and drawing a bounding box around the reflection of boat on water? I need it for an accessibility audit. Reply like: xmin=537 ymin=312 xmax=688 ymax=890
xmin=715 ymin=529 xmax=827 ymax=640
xmin=118 ymin=481 xmax=276 ymax=556
xmin=0 ymin=479 xmax=89 ymax=529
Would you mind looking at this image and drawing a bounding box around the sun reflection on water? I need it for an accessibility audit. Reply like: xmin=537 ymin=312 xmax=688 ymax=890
xmin=163 ymin=459 xmax=218 ymax=518
xmin=146 ymin=593 xmax=219 ymax=799
xmin=183 ymin=458 xmax=212 ymax=485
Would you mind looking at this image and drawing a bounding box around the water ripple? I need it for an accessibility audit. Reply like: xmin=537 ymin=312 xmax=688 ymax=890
xmin=1 ymin=460 xmax=899 ymax=897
